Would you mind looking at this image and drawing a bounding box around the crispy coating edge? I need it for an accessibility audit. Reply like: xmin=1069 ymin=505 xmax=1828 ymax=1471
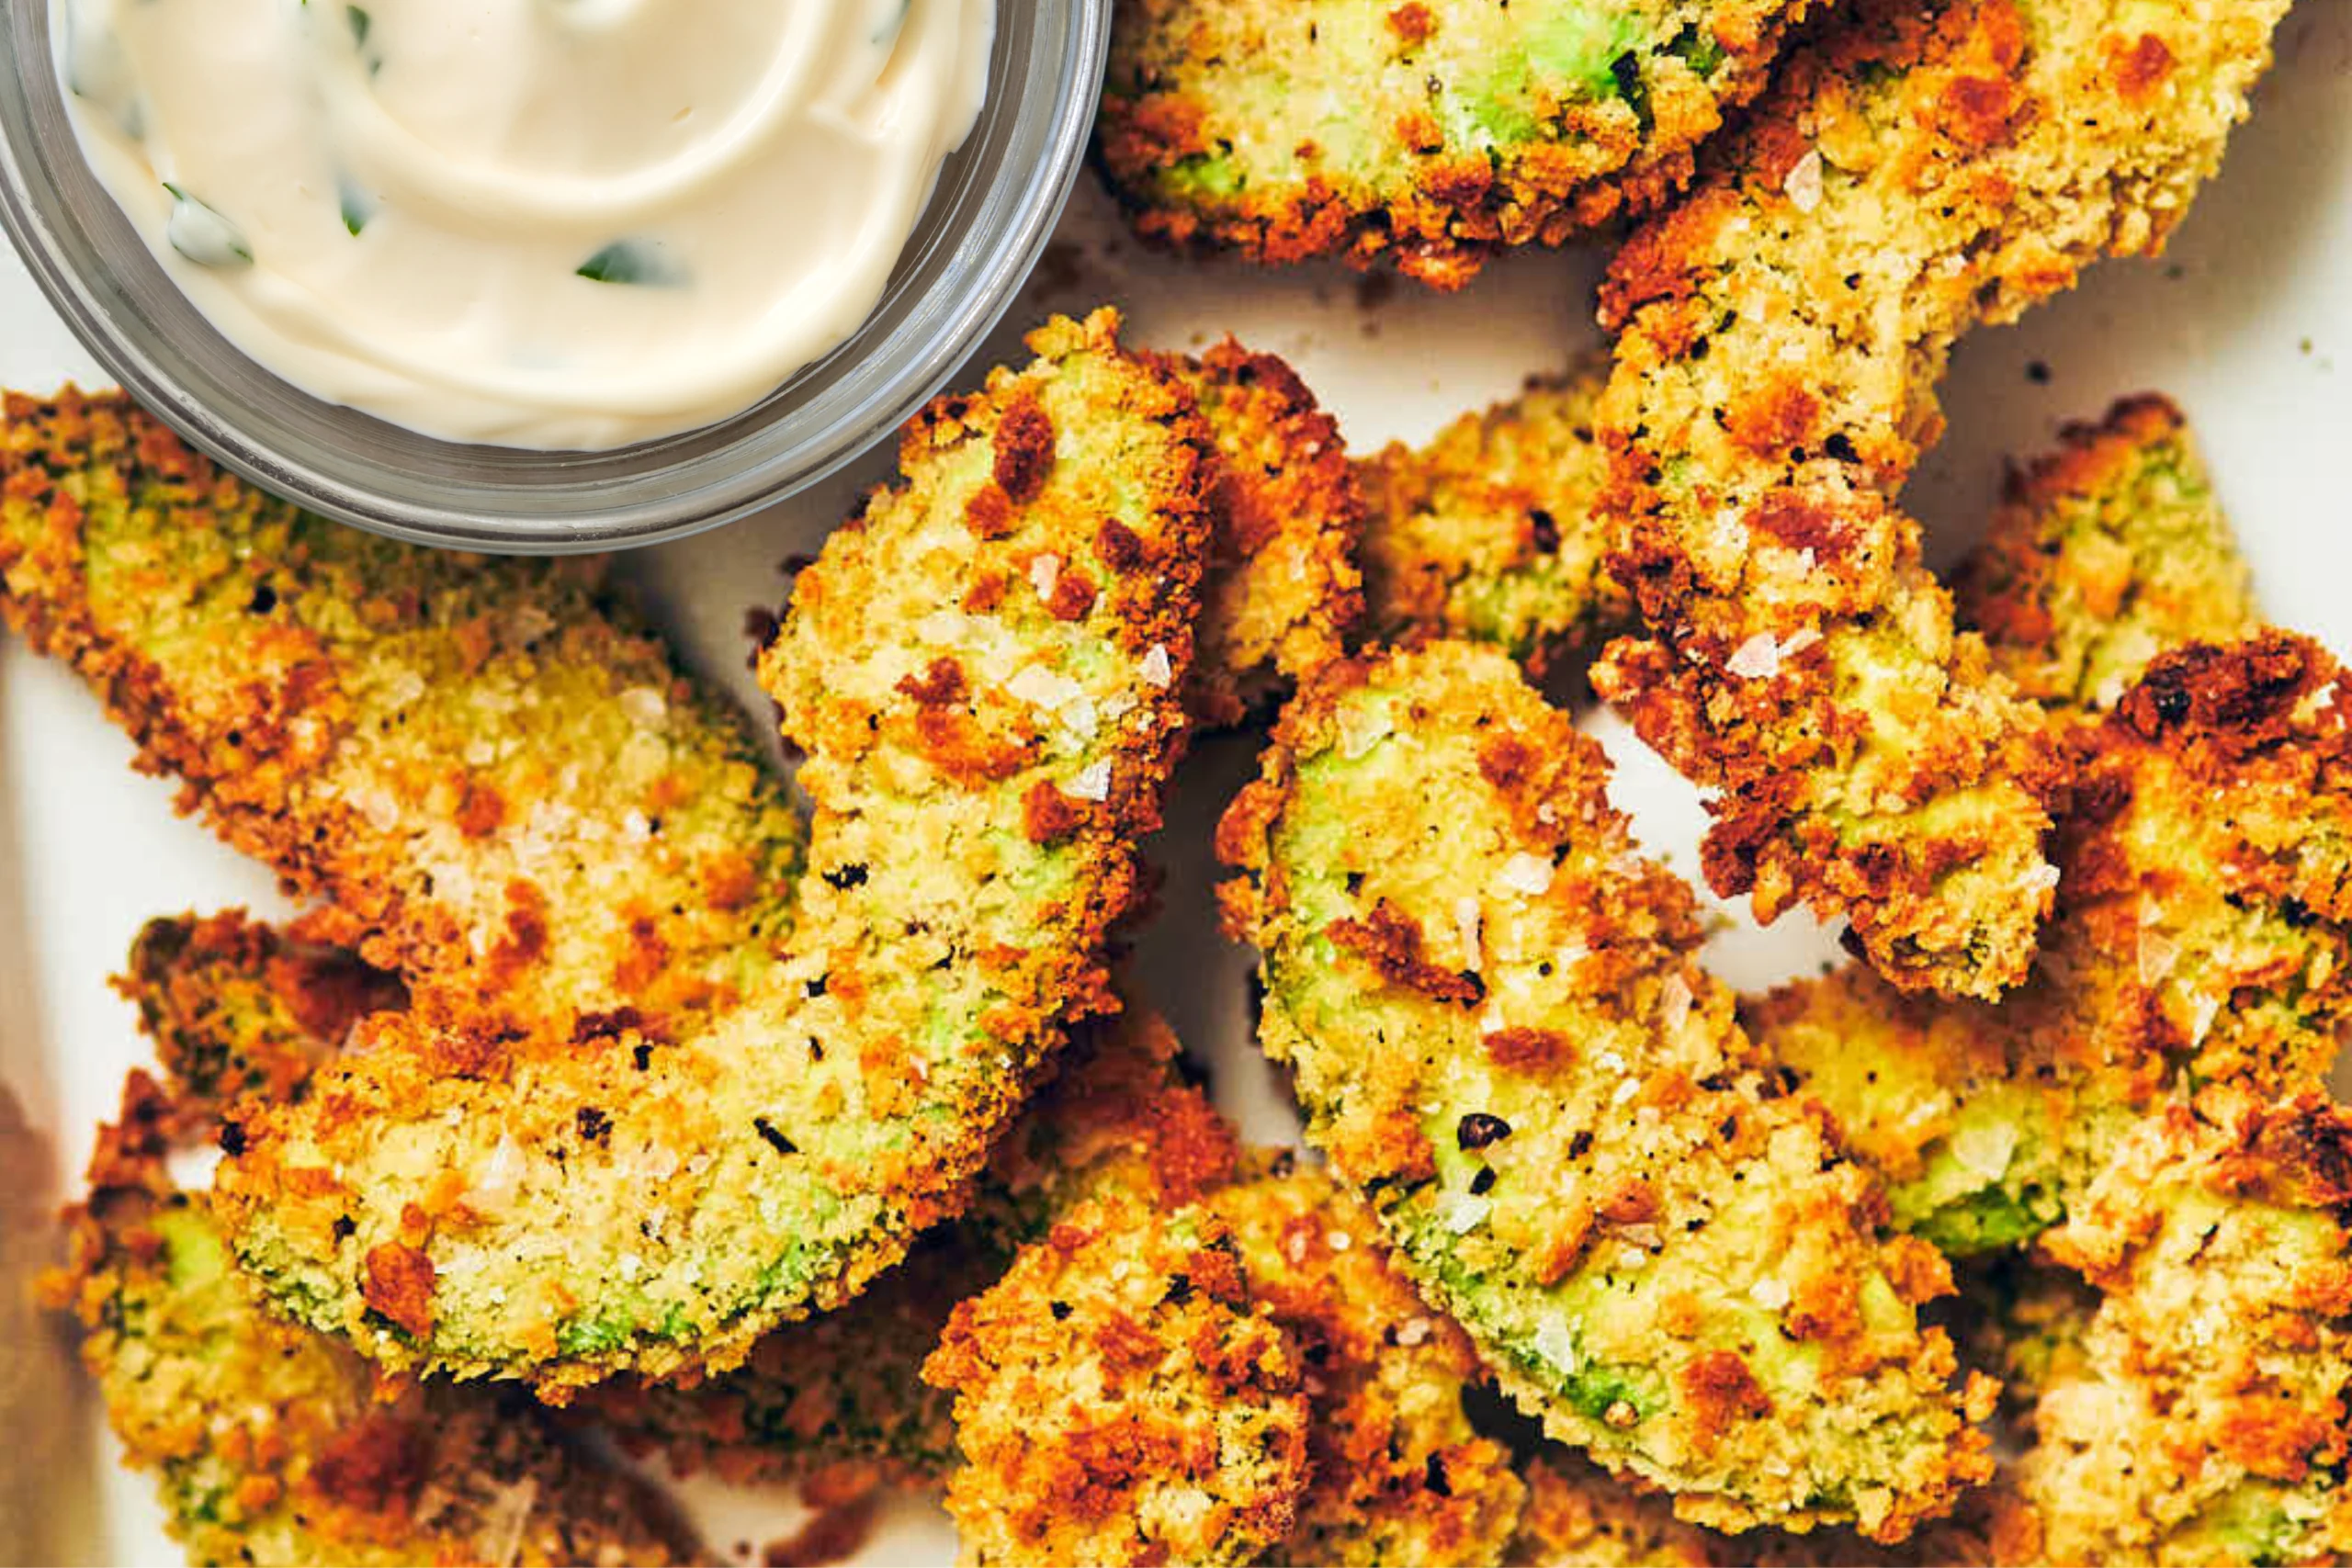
xmin=593 ymin=1003 xmax=1244 ymax=1492
xmin=44 ymin=1066 xmax=704 ymax=1567
xmin=1752 ymin=633 xmax=2352 ymax=1257
xmin=1097 ymin=0 xmax=1815 ymax=287
xmin=1592 ymin=0 xmax=2289 ymax=998
xmin=1355 ymin=360 xmax=1630 ymax=671
xmin=924 ymin=1185 xmax=1311 ymax=1567
xmin=1953 ymin=395 xmax=2257 ymax=713
xmin=2014 ymin=1094 xmax=2352 ymax=1565
xmin=1147 ymin=338 xmax=1366 ymax=726
xmin=117 ymin=910 xmax=406 ymax=1130
xmin=215 ymin=308 xmax=1215 ymax=1391
xmin=1220 ymin=638 xmax=1994 ymax=1541
xmin=0 ymin=396 xmax=803 ymax=1032
xmin=1216 ymin=1155 xmax=1529 ymax=1568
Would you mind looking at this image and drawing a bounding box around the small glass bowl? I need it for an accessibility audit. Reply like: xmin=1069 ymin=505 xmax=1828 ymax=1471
xmin=0 ymin=0 xmax=1107 ymax=552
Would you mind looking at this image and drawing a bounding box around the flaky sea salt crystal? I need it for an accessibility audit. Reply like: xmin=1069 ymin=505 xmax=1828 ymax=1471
xmin=1533 ymin=1315 xmax=1578 ymax=1372
xmin=1951 ymin=1120 xmax=2018 ymax=1181
xmin=1659 ymin=972 xmax=1693 ymax=1034
xmin=1008 ymin=665 xmax=1082 ymax=713
xmin=619 ymin=685 xmax=668 ymax=728
xmin=1784 ymin=149 xmax=1825 ymax=211
xmin=1029 ymin=553 xmax=1061 ymax=602
xmin=1726 ymin=633 xmax=1783 ymax=680
xmin=1443 ymin=1194 xmax=1490 ymax=1235
xmin=1338 ymin=704 xmax=1392 ymax=760
xmin=1140 ymin=645 xmax=1173 ymax=687
xmin=1496 ymin=852 xmax=1555 ymax=897
xmin=1066 ymin=760 xmax=1113 ymax=801
xmin=1454 ymin=897 xmax=1483 ymax=968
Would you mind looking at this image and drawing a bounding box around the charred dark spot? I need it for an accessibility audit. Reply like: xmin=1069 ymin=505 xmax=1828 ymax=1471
xmin=1049 ymin=1300 xmax=1073 ymax=1321
xmin=2283 ymin=896 xmax=2318 ymax=930
xmin=1456 ymin=1112 xmax=1512 ymax=1150
xmin=245 ymin=582 xmax=277 ymax=615
xmin=575 ymin=1107 xmax=612 ymax=1145
xmin=1529 ymin=509 xmax=1561 ymax=554
xmin=1823 ymin=433 xmax=1860 ymax=465
xmin=218 ymin=1120 xmax=248 ymax=1156
xmin=823 ymin=863 xmax=869 ymax=890
xmin=1162 ymin=1273 xmax=1195 ymax=1305
xmin=1568 ymin=1130 xmax=1593 ymax=1159
xmin=1424 ymin=1453 xmax=1453 ymax=1495
xmin=752 ymin=1117 xmax=797 ymax=1156
xmin=1469 ymin=1166 xmax=1497 ymax=1196
xmin=332 ymin=1214 xmax=357 ymax=1241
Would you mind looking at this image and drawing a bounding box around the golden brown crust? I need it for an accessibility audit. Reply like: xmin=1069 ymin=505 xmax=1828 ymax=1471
xmin=0 ymin=390 xmax=805 ymax=1038
xmin=1098 ymin=0 xmax=1816 ymax=286
xmin=1751 ymin=632 xmax=2352 ymax=1259
xmin=1593 ymin=0 xmax=2290 ymax=999
xmin=46 ymin=1068 xmax=704 ymax=1567
xmin=1954 ymin=397 xmax=2256 ymax=713
xmin=925 ymin=1188 xmax=1311 ymax=1567
xmin=205 ymin=308 xmax=1215 ymax=1390
xmin=2013 ymin=1095 xmax=2352 ymax=1564
xmin=115 ymin=910 xmax=404 ymax=1129
xmin=1146 ymin=339 xmax=1366 ymax=726
xmin=1221 ymin=638 xmax=1995 ymax=1540
xmin=1355 ymin=363 xmax=1630 ymax=671
xmin=1216 ymin=1157 xmax=1527 ymax=1567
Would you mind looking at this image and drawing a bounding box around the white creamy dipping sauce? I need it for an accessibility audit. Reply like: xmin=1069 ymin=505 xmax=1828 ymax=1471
xmin=56 ymin=0 xmax=995 ymax=448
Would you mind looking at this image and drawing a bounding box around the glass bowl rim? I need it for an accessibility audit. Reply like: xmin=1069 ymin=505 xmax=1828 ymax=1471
xmin=0 ymin=0 xmax=1109 ymax=554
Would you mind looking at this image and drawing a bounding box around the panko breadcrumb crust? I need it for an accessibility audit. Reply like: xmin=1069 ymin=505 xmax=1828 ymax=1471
xmin=1752 ymin=633 xmax=2352 ymax=1259
xmin=2018 ymin=1094 xmax=2352 ymax=1564
xmin=926 ymin=1023 xmax=1534 ymax=1568
xmin=118 ymin=910 xmax=405 ymax=1130
xmin=926 ymin=1182 xmax=1312 ymax=1568
xmin=44 ymin=1071 xmax=702 ymax=1567
xmin=1150 ymin=339 xmax=1366 ymax=726
xmin=1355 ymin=361 xmax=1630 ymax=671
xmin=1220 ymin=639 xmax=1994 ymax=1542
xmin=591 ymin=1003 xmax=1249 ymax=1491
xmin=1098 ymin=0 xmax=1817 ymax=287
xmin=1954 ymin=395 xmax=2256 ymax=715
xmin=1593 ymin=0 xmax=2290 ymax=1000
xmin=0 ymin=389 xmax=806 ymax=1039
xmin=93 ymin=308 xmax=1212 ymax=1392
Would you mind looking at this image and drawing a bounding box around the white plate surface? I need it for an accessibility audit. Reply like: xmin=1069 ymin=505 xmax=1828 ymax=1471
xmin=4 ymin=10 xmax=2349 ymax=1560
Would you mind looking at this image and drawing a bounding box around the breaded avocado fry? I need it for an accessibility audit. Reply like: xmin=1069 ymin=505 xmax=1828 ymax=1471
xmin=1098 ymin=0 xmax=1817 ymax=287
xmin=1954 ymin=396 xmax=2256 ymax=714
xmin=1215 ymin=1156 xmax=1528 ymax=1568
xmin=925 ymin=1061 xmax=1526 ymax=1567
xmin=210 ymin=310 xmax=1213 ymax=1392
xmin=118 ymin=911 xmax=404 ymax=1128
xmin=1593 ymin=0 xmax=2290 ymax=999
xmin=1506 ymin=1454 xmax=1724 ymax=1567
xmin=926 ymin=1179 xmax=1313 ymax=1568
xmin=1355 ymin=363 xmax=1630 ymax=671
xmin=2018 ymin=1094 xmax=2352 ymax=1565
xmin=1749 ymin=635 xmax=2352 ymax=1254
xmin=45 ymin=1075 xmax=700 ymax=1568
xmin=1220 ymin=640 xmax=1994 ymax=1542
xmin=593 ymin=1004 xmax=1247 ymax=1491
xmin=0 ymin=395 xmax=804 ymax=1035
xmin=1148 ymin=339 xmax=1366 ymax=726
